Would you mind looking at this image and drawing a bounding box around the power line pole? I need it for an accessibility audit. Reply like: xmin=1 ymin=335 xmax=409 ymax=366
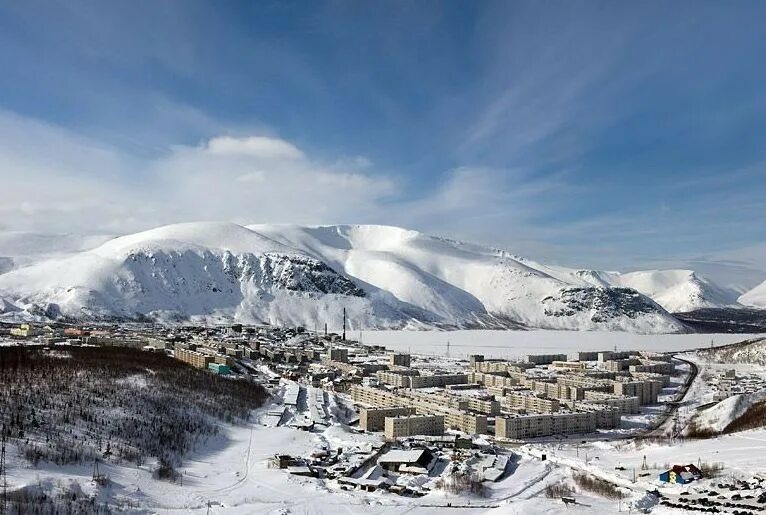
xmin=1 ymin=425 xmax=7 ymax=515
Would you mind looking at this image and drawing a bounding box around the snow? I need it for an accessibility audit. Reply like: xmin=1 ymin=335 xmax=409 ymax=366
xmin=359 ymin=330 xmax=760 ymax=359
xmin=740 ymin=279 xmax=766 ymax=307
xmin=690 ymin=391 xmax=766 ymax=433
xmin=0 ymin=222 xmax=753 ymax=332
xmin=4 ymin=404 xmax=567 ymax=514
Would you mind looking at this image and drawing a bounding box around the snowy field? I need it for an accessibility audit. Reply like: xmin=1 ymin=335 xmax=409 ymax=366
xmin=359 ymin=330 xmax=762 ymax=359
xmin=5 ymin=401 xmax=601 ymax=514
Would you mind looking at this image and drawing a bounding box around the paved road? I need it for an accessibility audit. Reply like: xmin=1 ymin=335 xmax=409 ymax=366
xmin=639 ymin=354 xmax=699 ymax=439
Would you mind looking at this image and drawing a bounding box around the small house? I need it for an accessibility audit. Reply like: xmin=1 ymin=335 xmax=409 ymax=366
xmin=659 ymin=464 xmax=703 ymax=485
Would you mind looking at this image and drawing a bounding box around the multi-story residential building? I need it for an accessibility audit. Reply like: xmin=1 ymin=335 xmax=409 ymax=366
xmin=526 ymin=354 xmax=567 ymax=365
xmin=376 ymin=369 xmax=420 ymax=387
xmin=389 ymin=353 xmax=411 ymax=368
xmin=612 ymin=378 xmax=662 ymax=405
xmin=503 ymin=391 xmax=560 ymax=413
xmin=384 ymin=414 xmax=444 ymax=439
xmin=550 ymin=361 xmax=586 ymax=371
xmin=582 ymin=391 xmax=640 ymax=414
xmin=360 ymin=406 xmax=416 ymax=431
xmin=495 ymin=411 xmax=597 ymax=439
xmin=174 ymin=348 xmax=214 ymax=369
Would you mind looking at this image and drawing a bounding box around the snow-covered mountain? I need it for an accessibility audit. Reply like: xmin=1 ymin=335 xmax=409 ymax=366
xmin=740 ymin=280 xmax=766 ymax=308
xmin=0 ymin=222 xmax=743 ymax=332
xmin=0 ymin=231 xmax=113 ymax=272
xmin=566 ymin=269 xmax=740 ymax=313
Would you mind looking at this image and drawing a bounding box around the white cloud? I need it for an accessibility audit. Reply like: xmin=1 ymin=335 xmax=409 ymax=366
xmin=0 ymin=112 xmax=395 ymax=234
xmin=0 ymin=110 xmax=763 ymax=292
xmin=206 ymin=135 xmax=305 ymax=160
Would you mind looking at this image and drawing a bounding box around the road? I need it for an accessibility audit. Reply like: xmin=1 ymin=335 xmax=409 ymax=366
xmin=640 ymin=354 xmax=699 ymax=439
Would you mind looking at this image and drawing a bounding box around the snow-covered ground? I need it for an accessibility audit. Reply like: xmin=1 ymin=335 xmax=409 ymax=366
xmin=5 ymin=401 xmax=587 ymax=514
xmin=6 ymin=332 xmax=766 ymax=513
xmin=360 ymin=330 xmax=760 ymax=359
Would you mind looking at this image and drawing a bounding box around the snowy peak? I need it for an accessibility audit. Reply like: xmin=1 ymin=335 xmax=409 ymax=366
xmin=740 ymin=280 xmax=766 ymax=308
xmin=93 ymin=221 xmax=295 ymax=257
xmin=0 ymin=222 xmax=743 ymax=332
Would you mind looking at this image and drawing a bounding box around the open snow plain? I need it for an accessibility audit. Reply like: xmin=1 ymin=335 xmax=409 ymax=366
xmin=360 ymin=330 xmax=761 ymax=359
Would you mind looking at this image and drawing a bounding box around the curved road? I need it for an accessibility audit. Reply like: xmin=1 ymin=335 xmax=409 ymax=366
xmin=640 ymin=354 xmax=699 ymax=439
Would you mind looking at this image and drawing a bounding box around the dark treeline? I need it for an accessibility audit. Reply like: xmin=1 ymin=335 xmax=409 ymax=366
xmin=0 ymin=345 xmax=268 ymax=469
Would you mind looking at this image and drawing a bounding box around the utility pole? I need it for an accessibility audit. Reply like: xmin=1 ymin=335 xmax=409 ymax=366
xmin=1 ymin=425 xmax=7 ymax=515
xmin=342 ymin=308 xmax=346 ymax=341
xmin=446 ymin=340 xmax=451 ymax=358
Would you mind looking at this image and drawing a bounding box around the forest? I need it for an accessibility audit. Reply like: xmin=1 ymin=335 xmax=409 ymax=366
xmin=0 ymin=345 xmax=268 ymax=471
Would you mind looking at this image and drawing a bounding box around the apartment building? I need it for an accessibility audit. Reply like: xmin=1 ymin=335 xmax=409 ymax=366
xmin=495 ymin=411 xmax=596 ymax=439
xmin=568 ymin=403 xmax=621 ymax=429
xmin=533 ymin=380 xmax=590 ymax=401
xmin=444 ymin=410 xmax=487 ymax=434
xmin=603 ymin=358 xmax=641 ymax=372
xmin=389 ymin=353 xmax=411 ymax=368
xmin=583 ymin=391 xmax=640 ymax=414
xmin=376 ymin=369 xmax=420 ymax=388
xmin=613 ymin=378 xmax=662 ymax=405
xmin=409 ymin=373 xmax=468 ymax=389
xmin=503 ymin=391 xmax=560 ymax=413
xmin=468 ymin=371 xmax=520 ymax=388
xmin=556 ymin=375 xmax=614 ymax=392
xmin=597 ymin=351 xmax=634 ymax=362
xmin=526 ymin=354 xmax=568 ymax=365
xmin=350 ymin=385 xmax=488 ymax=435
xmin=577 ymin=351 xmax=608 ymax=361
xmin=351 ymin=385 xmax=400 ymax=407
xmin=629 ymin=361 xmax=675 ymax=375
xmin=174 ymin=348 xmax=214 ymax=369
xmin=360 ymin=406 xmax=416 ymax=431
xmin=464 ymin=397 xmax=501 ymax=415
xmin=550 ymin=361 xmax=586 ymax=371
xmin=384 ymin=414 xmax=444 ymax=439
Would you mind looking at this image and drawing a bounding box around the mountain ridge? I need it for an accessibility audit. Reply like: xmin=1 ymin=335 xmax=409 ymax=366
xmin=0 ymin=222 xmax=753 ymax=332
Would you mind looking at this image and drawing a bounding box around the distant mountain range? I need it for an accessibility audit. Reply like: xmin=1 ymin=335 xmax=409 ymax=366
xmin=0 ymin=222 xmax=762 ymax=333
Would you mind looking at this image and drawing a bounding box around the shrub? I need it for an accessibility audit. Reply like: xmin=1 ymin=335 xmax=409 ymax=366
xmin=545 ymin=482 xmax=574 ymax=498
xmin=573 ymin=472 xmax=627 ymax=500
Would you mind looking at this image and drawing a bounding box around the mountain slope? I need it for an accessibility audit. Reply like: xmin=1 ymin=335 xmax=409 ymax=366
xmin=740 ymin=280 xmax=766 ymax=308
xmin=249 ymin=224 xmax=684 ymax=332
xmin=0 ymin=231 xmax=113 ymax=272
xmin=0 ymin=222 xmax=694 ymax=332
xmin=555 ymin=268 xmax=741 ymax=312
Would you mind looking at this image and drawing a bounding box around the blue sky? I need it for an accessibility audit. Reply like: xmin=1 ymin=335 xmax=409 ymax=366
xmin=0 ymin=1 xmax=764 ymax=287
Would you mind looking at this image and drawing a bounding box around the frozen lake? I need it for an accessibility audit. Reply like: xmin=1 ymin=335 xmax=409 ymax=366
xmin=359 ymin=330 xmax=764 ymax=360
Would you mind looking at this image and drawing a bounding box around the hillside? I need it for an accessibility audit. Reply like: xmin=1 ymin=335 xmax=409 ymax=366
xmin=741 ymin=280 xmax=766 ymax=308
xmin=0 ymin=222 xmax=742 ymax=332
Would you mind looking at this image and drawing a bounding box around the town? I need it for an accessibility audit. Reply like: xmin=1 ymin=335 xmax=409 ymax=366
xmin=3 ymin=318 xmax=729 ymax=512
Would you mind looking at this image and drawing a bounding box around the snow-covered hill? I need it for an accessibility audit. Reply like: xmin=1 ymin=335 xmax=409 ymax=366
xmin=0 ymin=222 xmax=740 ymax=332
xmin=0 ymin=231 xmax=112 ymax=272
xmin=576 ymin=269 xmax=740 ymax=313
xmin=740 ymin=280 xmax=766 ymax=308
